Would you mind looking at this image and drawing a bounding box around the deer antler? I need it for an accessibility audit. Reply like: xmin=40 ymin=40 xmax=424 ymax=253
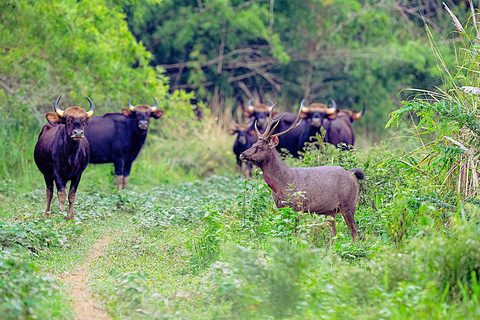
xmin=272 ymin=107 xmax=302 ymax=138
xmin=255 ymin=103 xmax=286 ymax=139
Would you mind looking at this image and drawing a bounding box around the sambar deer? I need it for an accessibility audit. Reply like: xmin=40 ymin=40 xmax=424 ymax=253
xmin=240 ymin=105 xmax=365 ymax=243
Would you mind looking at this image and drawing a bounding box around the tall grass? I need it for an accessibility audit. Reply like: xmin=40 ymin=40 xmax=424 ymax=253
xmin=0 ymin=116 xmax=40 ymax=191
xmin=387 ymin=3 xmax=480 ymax=201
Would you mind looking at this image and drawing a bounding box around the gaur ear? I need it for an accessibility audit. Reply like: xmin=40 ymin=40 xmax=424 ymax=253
xmin=244 ymin=110 xmax=253 ymax=117
xmin=248 ymin=129 xmax=256 ymax=135
xmin=270 ymin=135 xmax=279 ymax=147
xmin=122 ymin=109 xmax=133 ymax=117
xmin=46 ymin=113 xmax=62 ymax=126
xmin=300 ymin=111 xmax=308 ymax=118
xmin=228 ymin=128 xmax=236 ymax=135
xmin=327 ymin=113 xmax=337 ymax=120
xmin=352 ymin=112 xmax=362 ymax=120
xmin=151 ymin=110 xmax=164 ymax=119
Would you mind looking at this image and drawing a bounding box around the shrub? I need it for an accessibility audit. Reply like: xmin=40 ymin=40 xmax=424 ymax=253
xmin=0 ymin=250 xmax=71 ymax=319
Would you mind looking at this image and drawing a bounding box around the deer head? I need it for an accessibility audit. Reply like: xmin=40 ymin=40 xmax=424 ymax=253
xmin=240 ymin=103 xmax=302 ymax=166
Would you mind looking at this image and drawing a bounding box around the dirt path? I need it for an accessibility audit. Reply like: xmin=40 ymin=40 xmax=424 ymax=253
xmin=63 ymin=236 xmax=113 ymax=320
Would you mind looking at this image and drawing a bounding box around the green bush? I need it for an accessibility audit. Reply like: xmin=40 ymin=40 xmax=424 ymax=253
xmin=0 ymin=250 xmax=72 ymax=319
xmin=210 ymin=240 xmax=313 ymax=319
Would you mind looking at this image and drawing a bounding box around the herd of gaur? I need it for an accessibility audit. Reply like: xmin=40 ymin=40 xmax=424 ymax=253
xmin=34 ymin=95 xmax=365 ymax=242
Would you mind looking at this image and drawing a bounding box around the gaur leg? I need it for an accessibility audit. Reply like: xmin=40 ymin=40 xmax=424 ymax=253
xmin=55 ymin=176 xmax=67 ymax=213
xmin=339 ymin=207 xmax=358 ymax=244
xmin=114 ymin=158 xmax=125 ymax=190
xmin=43 ymin=175 xmax=54 ymax=216
xmin=236 ymin=158 xmax=243 ymax=175
xmin=245 ymin=162 xmax=253 ymax=179
xmin=123 ymin=176 xmax=129 ymax=189
xmin=57 ymin=189 xmax=66 ymax=212
xmin=66 ymin=176 xmax=81 ymax=220
xmin=122 ymin=161 xmax=135 ymax=189
xmin=115 ymin=175 xmax=124 ymax=191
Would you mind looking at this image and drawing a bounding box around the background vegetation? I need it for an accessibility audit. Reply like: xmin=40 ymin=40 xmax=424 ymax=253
xmin=1 ymin=0 xmax=480 ymax=319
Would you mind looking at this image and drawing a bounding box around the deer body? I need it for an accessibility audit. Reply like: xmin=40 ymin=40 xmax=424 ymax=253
xmin=240 ymin=105 xmax=364 ymax=243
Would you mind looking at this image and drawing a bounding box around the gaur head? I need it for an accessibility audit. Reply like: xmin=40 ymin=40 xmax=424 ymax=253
xmin=229 ymin=123 xmax=255 ymax=145
xmin=240 ymin=104 xmax=302 ymax=165
xmin=122 ymin=97 xmax=164 ymax=130
xmin=299 ymin=99 xmax=336 ymax=127
xmin=329 ymin=103 xmax=365 ymax=122
xmin=46 ymin=94 xmax=95 ymax=141
xmin=244 ymin=99 xmax=275 ymax=130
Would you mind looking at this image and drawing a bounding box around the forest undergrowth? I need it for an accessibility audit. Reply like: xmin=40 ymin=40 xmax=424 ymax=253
xmin=1 ymin=132 xmax=480 ymax=319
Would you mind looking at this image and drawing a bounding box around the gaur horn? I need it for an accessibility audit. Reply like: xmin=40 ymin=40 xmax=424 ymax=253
xmin=54 ymin=94 xmax=64 ymax=117
xmin=247 ymin=99 xmax=255 ymax=111
xmin=327 ymin=100 xmax=337 ymax=114
xmin=86 ymin=96 xmax=95 ymax=118
xmin=300 ymin=99 xmax=309 ymax=113
xmin=358 ymin=104 xmax=365 ymax=116
xmin=128 ymin=96 xmax=135 ymax=111
xmin=353 ymin=104 xmax=365 ymax=120
xmin=151 ymin=97 xmax=158 ymax=111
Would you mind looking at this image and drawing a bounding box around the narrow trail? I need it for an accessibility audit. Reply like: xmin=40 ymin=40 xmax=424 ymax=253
xmin=63 ymin=235 xmax=114 ymax=320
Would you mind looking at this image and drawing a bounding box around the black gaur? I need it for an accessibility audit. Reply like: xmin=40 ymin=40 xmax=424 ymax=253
xmin=84 ymin=97 xmax=164 ymax=190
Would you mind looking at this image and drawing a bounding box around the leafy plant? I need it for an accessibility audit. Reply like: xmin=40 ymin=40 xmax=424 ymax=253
xmin=0 ymin=250 xmax=71 ymax=319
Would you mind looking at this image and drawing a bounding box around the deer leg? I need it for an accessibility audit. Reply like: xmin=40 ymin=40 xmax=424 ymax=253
xmin=326 ymin=212 xmax=337 ymax=237
xmin=339 ymin=207 xmax=358 ymax=244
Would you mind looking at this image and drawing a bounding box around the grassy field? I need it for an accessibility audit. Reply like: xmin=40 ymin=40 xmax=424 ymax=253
xmin=1 ymin=121 xmax=480 ymax=319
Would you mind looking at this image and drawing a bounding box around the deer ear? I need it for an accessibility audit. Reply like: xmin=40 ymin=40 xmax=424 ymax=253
xmin=151 ymin=110 xmax=164 ymax=119
xmin=46 ymin=113 xmax=62 ymax=126
xmin=270 ymin=135 xmax=279 ymax=147
xmin=122 ymin=109 xmax=133 ymax=117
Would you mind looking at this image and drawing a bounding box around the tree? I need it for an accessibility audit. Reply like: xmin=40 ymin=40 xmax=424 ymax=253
xmin=0 ymin=0 xmax=166 ymax=120
xmin=124 ymin=0 xmax=465 ymax=139
xmin=125 ymin=0 xmax=289 ymax=113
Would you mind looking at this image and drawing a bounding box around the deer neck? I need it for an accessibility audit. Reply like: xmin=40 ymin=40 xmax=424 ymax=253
xmin=259 ymin=150 xmax=294 ymax=193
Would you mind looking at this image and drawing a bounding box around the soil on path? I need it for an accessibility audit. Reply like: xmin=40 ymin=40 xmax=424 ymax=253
xmin=63 ymin=235 xmax=114 ymax=320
